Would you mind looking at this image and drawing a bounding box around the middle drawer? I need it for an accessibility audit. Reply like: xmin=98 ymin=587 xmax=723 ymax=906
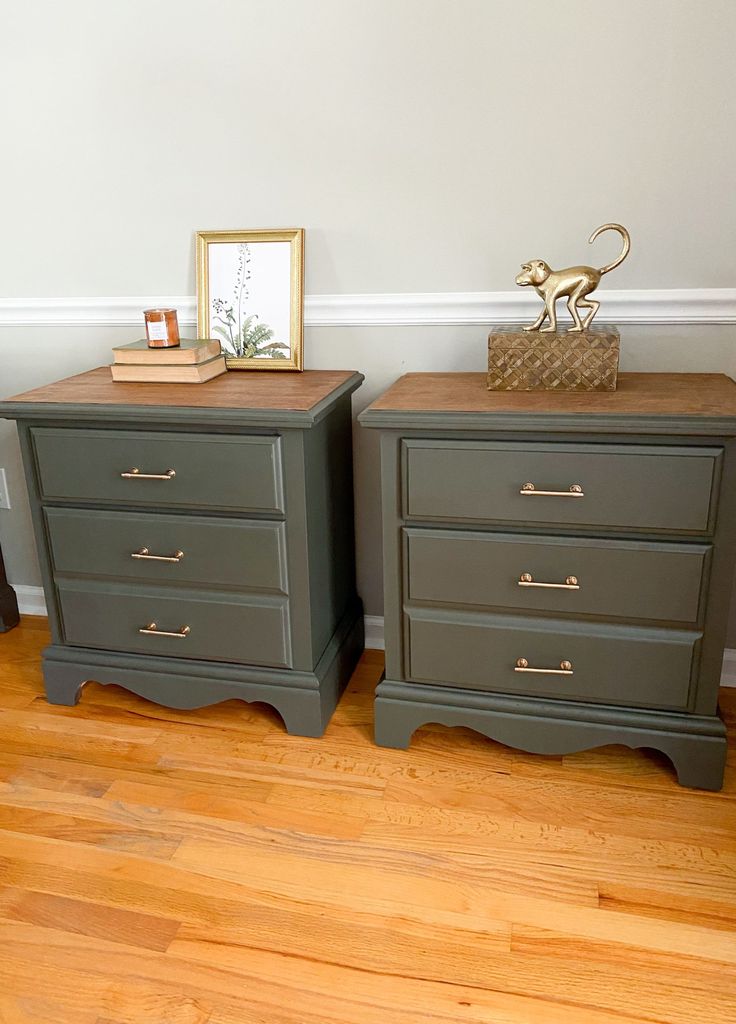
xmin=46 ymin=508 xmax=287 ymax=594
xmin=405 ymin=528 xmax=709 ymax=625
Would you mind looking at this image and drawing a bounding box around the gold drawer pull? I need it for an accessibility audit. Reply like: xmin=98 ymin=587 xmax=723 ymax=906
xmin=120 ymin=468 xmax=176 ymax=481
xmin=131 ymin=547 xmax=184 ymax=563
xmin=138 ymin=622 xmax=191 ymax=639
xmin=518 ymin=573 xmax=579 ymax=590
xmin=520 ymin=482 xmax=584 ymax=497
xmin=515 ymin=658 xmax=573 ymax=675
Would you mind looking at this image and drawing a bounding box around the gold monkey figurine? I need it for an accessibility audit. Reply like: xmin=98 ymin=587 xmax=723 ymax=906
xmin=515 ymin=223 xmax=630 ymax=333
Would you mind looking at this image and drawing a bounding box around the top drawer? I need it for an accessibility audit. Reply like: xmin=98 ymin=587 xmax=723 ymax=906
xmin=403 ymin=440 xmax=721 ymax=534
xmin=32 ymin=428 xmax=284 ymax=514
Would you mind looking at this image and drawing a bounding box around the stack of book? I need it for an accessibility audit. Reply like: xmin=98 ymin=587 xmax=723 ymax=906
xmin=110 ymin=339 xmax=227 ymax=383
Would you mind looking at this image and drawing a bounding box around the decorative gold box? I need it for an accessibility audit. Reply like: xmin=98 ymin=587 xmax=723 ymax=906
xmin=487 ymin=325 xmax=620 ymax=392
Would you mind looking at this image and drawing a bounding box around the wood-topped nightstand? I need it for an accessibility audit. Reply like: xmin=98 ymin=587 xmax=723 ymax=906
xmin=360 ymin=372 xmax=736 ymax=789
xmin=1 ymin=367 xmax=364 ymax=736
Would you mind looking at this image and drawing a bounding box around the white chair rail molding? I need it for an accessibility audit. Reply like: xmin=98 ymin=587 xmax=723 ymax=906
xmin=1 ymin=288 xmax=735 ymax=328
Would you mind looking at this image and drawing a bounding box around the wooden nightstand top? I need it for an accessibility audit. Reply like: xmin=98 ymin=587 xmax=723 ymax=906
xmin=1 ymin=367 xmax=364 ymax=428
xmin=359 ymin=372 xmax=736 ymax=435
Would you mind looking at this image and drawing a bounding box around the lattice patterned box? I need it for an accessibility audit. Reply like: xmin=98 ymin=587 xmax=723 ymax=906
xmin=487 ymin=325 xmax=620 ymax=391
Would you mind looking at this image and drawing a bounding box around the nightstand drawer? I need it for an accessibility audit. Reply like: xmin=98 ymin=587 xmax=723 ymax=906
xmin=58 ymin=581 xmax=291 ymax=667
xmin=46 ymin=508 xmax=287 ymax=593
xmin=405 ymin=528 xmax=709 ymax=624
xmin=406 ymin=609 xmax=696 ymax=710
xmin=403 ymin=440 xmax=720 ymax=534
xmin=32 ymin=428 xmax=284 ymax=514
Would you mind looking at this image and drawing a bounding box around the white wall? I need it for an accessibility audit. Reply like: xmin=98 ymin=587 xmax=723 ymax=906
xmin=2 ymin=0 xmax=735 ymax=294
xmin=1 ymin=1 xmax=736 ymax=626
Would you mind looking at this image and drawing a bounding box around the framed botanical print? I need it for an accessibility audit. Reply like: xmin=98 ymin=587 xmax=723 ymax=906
xmin=196 ymin=228 xmax=304 ymax=370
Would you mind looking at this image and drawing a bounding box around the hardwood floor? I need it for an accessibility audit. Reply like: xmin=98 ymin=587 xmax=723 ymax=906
xmin=0 ymin=618 xmax=735 ymax=1023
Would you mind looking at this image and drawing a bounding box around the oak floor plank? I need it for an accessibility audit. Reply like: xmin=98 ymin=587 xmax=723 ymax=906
xmin=0 ymin=887 xmax=181 ymax=951
xmin=380 ymin=764 xmax=736 ymax=842
xmin=0 ymin=832 xmax=508 ymax=982
xmin=361 ymin=800 xmax=736 ymax=923
xmin=0 ymin=920 xmax=655 ymax=1024
xmin=0 ymin=747 xmax=274 ymax=805
xmin=170 ymin=834 xmax=736 ymax=964
xmin=0 ymin=804 xmax=181 ymax=859
xmin=0 ymin=995 xmax=100 ymax=1024
xmin=103 ymin=777 xmax=365 ymax=841
xmin=0 ymin=706 xmax=163 ymax=745
xmin=0 ymin=775 xmax=364 ymax=846
xmin=0 ymin=927 xmax=214 ymax=1024
xmin=0 ymin=620 xmax=735 ymax=1023
xmin=155 ymin=747 xmax=386 ymax=799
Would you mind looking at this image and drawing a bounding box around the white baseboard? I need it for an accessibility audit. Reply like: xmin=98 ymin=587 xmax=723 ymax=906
xmin=720 ymin=648 xmax=736 ymax=688
xmin=0 ymin=288 xmax=734 ymax=328
xmin=10 ymin=590 xmax=736 ymax=687
xmin=13 ymin=584 xmax=48 ymax=617
xmin=364 ymin=614 xmax=385 ymax=651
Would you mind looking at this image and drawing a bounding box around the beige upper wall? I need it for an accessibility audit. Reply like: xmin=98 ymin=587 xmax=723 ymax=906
xmin=1 ymin=0 xmax=735 ymax=296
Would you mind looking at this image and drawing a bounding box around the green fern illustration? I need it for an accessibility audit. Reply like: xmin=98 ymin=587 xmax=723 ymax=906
xmin=238 ymin=315 xmax=288 ymax=359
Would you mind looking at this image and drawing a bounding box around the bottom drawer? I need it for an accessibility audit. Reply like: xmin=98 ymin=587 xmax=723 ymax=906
xmin=58 ymin=581 xmax=291 ymax=668
xmin=406 ymin=610 xmax=697 ymax=710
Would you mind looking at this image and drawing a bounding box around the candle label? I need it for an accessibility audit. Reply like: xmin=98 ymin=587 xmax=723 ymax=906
xmin=147 ymin=321 xmax=168 ymax=341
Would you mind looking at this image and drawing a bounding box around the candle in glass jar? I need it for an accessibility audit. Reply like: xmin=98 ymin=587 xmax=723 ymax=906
xmin=143 ymin=308 xmax=180 ymax=348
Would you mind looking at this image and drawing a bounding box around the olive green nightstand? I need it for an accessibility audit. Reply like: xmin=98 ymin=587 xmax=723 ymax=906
xmin=360 ymin=372 xmax=736 ymax=790
xmin=1 ymin=367 xmax=364 ymax=736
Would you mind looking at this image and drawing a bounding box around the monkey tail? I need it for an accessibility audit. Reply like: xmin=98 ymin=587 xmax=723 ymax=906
xmin=589 ymin=223 xmax=631 ymax=275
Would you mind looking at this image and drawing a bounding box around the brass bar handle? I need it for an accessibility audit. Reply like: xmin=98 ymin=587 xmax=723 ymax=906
xmin=131 ymin=548 xmax=184 ymax=563
xmin=520 ymin=482 xmax=584 ymax=498
xmin=138 ymin=622 xmax=191 ymax=639
xmin=515 ymin=658 xmax=573 ymax=676
xmin=518 ymin=573 xmax=579 ymax=590
xmin=120 ymin=468 xmax=176 ymax=480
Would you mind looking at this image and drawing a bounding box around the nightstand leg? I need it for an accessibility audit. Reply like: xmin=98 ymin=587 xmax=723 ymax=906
xmin=374 ymin=696 xmax=417 ymax=749
xmin=279 ymin=696 xmax=329 ymax=739
xmin=43 ymin=661 xmax=83 ymax=706
xmin=666 ymin=735 xmax=728 ymax=792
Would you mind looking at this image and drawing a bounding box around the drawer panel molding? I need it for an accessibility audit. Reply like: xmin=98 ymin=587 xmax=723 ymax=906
xmin=403 ymin=440 xmax=721 ymax=534
xmin=33 ymin=428 xmax=285 ymax=514
xmin=406 ymin=608 xmax=697 ymax=710
xmin=405 ymin=528 xmax=710 ymax=625
xmin=46 ymin=508 xmax=288 ymax=594
xmin=58 ymin=580 xmax=292 ymax=668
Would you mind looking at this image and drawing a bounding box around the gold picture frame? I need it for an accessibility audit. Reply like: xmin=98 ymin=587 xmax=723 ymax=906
xmin=196 ymin=228 xmax=304 ymax=371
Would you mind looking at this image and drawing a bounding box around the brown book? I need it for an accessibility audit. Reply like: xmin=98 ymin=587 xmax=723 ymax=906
xmin=110 ymin=355 xmax=227 ymax=384
xmin=112 ymin=338 xmax=221 ymax=365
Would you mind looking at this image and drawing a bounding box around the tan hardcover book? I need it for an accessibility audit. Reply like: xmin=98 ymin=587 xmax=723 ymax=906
xmin=112 ymin=338 xmax=221 ymax=365
xmin=110 ymin=355 xmax=227 ymax=384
